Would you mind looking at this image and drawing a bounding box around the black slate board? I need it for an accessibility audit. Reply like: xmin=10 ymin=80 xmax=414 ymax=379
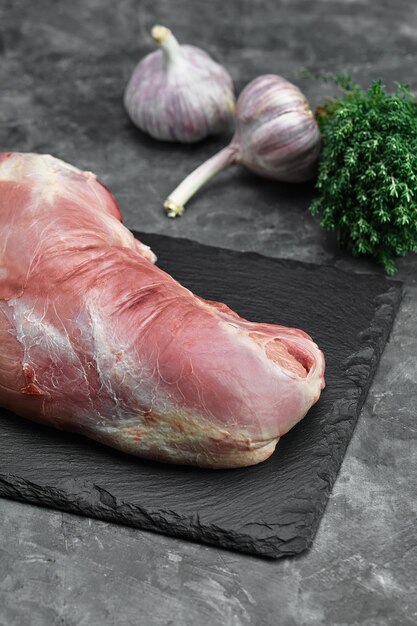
xmin=0 ymin=232 xmax=403 ymax=558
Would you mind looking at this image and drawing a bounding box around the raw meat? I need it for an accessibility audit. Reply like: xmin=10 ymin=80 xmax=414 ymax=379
xmin=0 ymin=152 xmax=325 ymax=468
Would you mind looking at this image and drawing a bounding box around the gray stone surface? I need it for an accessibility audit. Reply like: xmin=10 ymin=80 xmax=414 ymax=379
xmin=0 ymin=0 xmax=416 ymax=624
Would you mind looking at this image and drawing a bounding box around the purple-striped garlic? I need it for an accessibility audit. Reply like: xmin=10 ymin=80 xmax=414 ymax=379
xmin=124 ymin=25 xmax=236 ymax=143
xmin=164 ymin=74 xmax=321 ymax=217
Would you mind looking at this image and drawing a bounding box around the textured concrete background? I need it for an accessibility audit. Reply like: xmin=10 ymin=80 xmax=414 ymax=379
xmin=0 ymin=0 xmax=416 ymax=624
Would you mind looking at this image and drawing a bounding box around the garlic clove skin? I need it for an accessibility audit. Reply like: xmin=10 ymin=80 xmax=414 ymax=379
xmin=234 ymin=75 xmax=321 ymax=182
xmin=124 ymin=25 xmax=236 ymax=143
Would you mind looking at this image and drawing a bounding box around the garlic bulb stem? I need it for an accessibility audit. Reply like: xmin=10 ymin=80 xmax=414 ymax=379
xmin=164 ymin=145 xmax=238 ymax=217
xmin=151 ymin=25 xmax=182 ymax=66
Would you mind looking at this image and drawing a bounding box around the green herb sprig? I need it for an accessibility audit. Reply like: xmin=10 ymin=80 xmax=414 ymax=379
xmin=310 ymin=73 xmax=417 ymax=273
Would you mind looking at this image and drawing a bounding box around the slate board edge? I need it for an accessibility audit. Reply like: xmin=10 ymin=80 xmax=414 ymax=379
xmin=300 ymin=283 xmax=405 ymax=554
xmin=0 ymin=473 xmax=285 ymax=558
xmin=134 ymin=230 xmax=405 ymax=285
xmin=0 ymin=238 xmax=404 ymax=558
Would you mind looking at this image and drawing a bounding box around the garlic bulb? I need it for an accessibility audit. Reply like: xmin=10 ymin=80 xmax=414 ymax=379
xmin=164 ymin=74 xmax=321 ymax=217
xmin=124 ymin=25 xmax=236 ymax=143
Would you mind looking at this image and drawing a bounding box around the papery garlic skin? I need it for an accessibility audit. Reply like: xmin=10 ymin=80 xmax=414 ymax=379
xmin=234 ymin=75 xmax=321 ymax=182
xmin=164 ymin=74 xmax=321 ymax=216
xmin=124 ymin=25 xmax=236 ymax=143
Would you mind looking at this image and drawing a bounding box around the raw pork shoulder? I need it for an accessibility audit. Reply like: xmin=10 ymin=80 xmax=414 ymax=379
xmin=0 ymin=153 xmax=325 ymax=468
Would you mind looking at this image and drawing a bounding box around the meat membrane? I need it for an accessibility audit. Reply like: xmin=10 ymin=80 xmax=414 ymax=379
xmin=0 ymin=153 xmax=325 ymax=468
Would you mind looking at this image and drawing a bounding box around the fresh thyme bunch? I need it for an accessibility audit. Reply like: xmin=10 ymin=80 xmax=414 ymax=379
xmin=311 ymin=74 xmax=417 ymax=273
